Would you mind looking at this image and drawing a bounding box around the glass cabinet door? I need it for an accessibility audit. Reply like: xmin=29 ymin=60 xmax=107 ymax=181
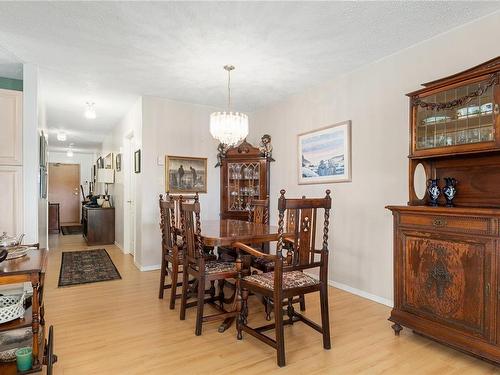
xmin=414 ymin=78 xmax=496 ymax=151
xmin=227 ymin=162 xmax=260 ymax=212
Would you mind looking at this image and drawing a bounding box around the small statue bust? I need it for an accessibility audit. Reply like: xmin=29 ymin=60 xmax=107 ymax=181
xmin=259 ymin=134 xmax=274 ymax=161
xmin=215 ymin=143 xmax=228 ymax=167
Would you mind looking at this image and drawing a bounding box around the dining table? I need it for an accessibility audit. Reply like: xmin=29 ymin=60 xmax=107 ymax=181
xmin=196 ymin=219 xmax=288 ymax=332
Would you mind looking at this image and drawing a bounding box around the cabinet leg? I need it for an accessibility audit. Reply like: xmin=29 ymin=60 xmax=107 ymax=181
xmin=391 ymin=323 xmax=403 ymax=336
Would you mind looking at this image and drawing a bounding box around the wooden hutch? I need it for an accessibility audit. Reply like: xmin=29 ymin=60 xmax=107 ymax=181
xmin=387 ymin=57 xmax=500 ymax=364
xmin=219 ymin=139 xmax=272 ymax=220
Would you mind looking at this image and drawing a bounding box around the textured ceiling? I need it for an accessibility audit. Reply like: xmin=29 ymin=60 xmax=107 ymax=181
xmin=0 ymin=2 xmax=498 ymax=151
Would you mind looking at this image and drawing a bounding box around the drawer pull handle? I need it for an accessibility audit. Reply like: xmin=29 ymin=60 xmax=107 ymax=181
xmin=432 ymin=218 xmax=447 ymax=227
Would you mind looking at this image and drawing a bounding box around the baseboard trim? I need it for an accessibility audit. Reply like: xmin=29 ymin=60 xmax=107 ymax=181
xmin=114 ymin=241 xmax=125 ymax=252
xmin=134 ymin=262 xmax=161 ymax=272
xmin=329 ymin=280 xmax=393 ymax=307
xmin=303 ymin=271 xmax=393 ymax=308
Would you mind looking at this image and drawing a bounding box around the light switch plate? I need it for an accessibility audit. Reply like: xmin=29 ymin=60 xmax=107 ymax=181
xmin=157 ymin=156 xmax=164 ymax=166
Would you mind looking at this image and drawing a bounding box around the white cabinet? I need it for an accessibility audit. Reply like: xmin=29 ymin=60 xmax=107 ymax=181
xmin=0 ymin=88 xmax=22 ymax=165
xmin=0 ymin=165 xmax=23 ymax=235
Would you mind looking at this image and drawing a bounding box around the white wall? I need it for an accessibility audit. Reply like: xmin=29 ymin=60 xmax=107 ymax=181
xmin=251 ymin=12 xmax=500 ymax=305
xmin=22 ymin=63 xmax=48 ymax=248
xmin=37 ymin=87 xmax=48 ymax=249
xmin=139 ymin=96 xmax=221 ymax=268
xmin=101 ymin=97 xmax=142 ymax=253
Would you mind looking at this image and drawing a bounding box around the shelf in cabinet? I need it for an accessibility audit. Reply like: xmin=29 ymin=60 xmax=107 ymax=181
xmin=0 ymin=306 xmax=32 ymax=333
xmin=229 ymin=181 xmax=259 ymax=182
xmin=418 ymin=112 xmax=494 ymax=127
xmin=0 ymin=322 xmax=44 ymax=375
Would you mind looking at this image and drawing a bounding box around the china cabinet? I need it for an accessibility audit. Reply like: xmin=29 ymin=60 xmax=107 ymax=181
xmin=387 ymin=57 xmax=500 ymax=364
xmin=219 ymin=140 xmax=271 ymax=220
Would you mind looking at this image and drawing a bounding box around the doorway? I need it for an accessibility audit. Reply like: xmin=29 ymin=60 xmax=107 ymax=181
xmin=48 ymin=163 xmax=81 ymax=224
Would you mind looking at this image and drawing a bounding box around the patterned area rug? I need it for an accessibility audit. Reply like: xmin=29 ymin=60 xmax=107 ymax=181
xmin=61 ymin=225 xmax=83 ymax=235
xmin=58 ymin=249 xmax=121 ymax=287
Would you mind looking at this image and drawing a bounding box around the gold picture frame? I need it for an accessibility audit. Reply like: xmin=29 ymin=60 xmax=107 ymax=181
xmin=165 ymin=155 xmax=208 ymax=193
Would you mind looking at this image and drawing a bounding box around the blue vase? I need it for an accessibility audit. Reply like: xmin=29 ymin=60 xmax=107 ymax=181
xmin=427 ymin=178 xmax=441 ymax=206
xmin=442 ymin=177 xmax=457 ymax=207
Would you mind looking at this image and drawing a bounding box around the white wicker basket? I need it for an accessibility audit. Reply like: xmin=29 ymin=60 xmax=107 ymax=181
xmin=0 ymin=293 xmax=26 ymax=324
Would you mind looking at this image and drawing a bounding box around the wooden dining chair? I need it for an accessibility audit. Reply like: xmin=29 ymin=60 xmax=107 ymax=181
xmin=232 ymin=189 xmax=332 ymax=367
xmin=179 ymin=193 xmax=246 ymax=336
xmin=159 ymin=193 xmax=202 ymax=308
xmin=251 ymin=199 xmax=306 ymax=320
xmin=158 ymin=194 xmax=181 ymax=308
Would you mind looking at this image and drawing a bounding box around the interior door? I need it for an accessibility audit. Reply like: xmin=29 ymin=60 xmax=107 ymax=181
xmin=48 ymin=163 xmax=80 ymax=224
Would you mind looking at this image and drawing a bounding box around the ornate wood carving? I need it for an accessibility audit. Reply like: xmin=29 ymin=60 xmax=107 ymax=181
xmin=413 ymin=72 xmax=498 ymax=110
xmin=425 ymin=246 xmax=452 ymax=299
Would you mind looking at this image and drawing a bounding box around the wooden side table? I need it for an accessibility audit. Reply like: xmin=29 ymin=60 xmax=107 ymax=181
xmin=82 ymin=206 xmax=115 ymax=245
xmin=0 ymin=249 xmax=56 ymax=374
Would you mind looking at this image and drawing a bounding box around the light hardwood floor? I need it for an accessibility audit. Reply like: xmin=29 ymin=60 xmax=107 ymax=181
xmin=43 ymin=234 xmax=499 ymax=375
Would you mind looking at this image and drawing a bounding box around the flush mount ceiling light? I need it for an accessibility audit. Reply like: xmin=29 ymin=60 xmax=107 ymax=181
xmin=84 ymin=102 xmax=96 ymax=119
xmin=209 ymin=65 xmax=248 ymax=147
xmin=56 ymin=131 xmax=67 ymax=141
xmin=66 ymin=143 xmax=74 ymax=157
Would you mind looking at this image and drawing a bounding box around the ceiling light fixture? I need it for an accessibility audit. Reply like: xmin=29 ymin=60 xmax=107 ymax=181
xmin=57 ymin=132 xmax=67 ymax=141
xmin=66 ymin=143 xmax=74 ymax=157
xmin=84 ymin=102 xmax=96 ymax=119
xmin=209 ymin=65 xmax=248 ymax=147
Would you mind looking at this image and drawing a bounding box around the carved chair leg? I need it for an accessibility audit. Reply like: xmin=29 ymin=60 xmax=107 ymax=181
xmin=237 ymin=288 xmax=249 ymax=340
xmin=391 ymin=323 xmax=403 ymax=336
xmin=287 ymin=298 xmax=294 ymax=325
xmin=169 ymin=261 xmax=179 ymax=310
xmin=209 ymin=280 xmax=216 ymax=302
xmin=195 ymin=277 xmax=206 ymax=336
xmin=179 ymin=268 xmax=189 ymax=320
xmin=159 ymin=255 xmax=167 ymax=299
xmin=274 ymin=297 xmax=286 ymax=367
xmin=218 ymin=279 xmax=225 ymax=309
xmin=264 ymin=297 xmax=272 ymax=321
xmin=319 ymin=283 xmax=331 ymax=350
xmin=299 ymin=294 xmax=306 ymax=311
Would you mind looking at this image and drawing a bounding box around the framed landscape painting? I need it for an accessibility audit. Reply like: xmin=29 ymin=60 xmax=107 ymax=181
xmin=165 ymin=155 xmax=207 ymax=193
xmin=298 ymin=120 xmax=351 ymax=184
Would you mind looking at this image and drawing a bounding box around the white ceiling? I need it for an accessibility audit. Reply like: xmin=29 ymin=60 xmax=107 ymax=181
xmin=0 ymin=2 xmax=498 ymax=152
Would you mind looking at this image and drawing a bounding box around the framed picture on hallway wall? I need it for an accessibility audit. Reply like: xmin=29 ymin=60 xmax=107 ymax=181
xmin=104 ymin=152 xmax=114 ymax=169
xmin=97 ymin=157 xmax=104 ymax=169
xmin=165 ymin=155 xmax=207 ymax=194
xmin=134 ymin=149 xmax=141 ymax=173
xmin=298 ymin=120 xmax=352 ymax=184
xmin=116 ymin=153 xmax=122 ymax=172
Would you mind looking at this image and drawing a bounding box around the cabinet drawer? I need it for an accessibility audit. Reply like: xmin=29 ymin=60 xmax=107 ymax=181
xmin=398 ymin=213 xmax=494 ymax=235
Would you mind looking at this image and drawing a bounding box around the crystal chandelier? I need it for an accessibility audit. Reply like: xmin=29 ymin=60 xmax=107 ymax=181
xmin=210 ymin=65 xmax=248 ymax=147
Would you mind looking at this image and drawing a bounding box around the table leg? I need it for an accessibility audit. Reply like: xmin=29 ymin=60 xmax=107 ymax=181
xmin=218 ymin=252 xmax=242 ymax=333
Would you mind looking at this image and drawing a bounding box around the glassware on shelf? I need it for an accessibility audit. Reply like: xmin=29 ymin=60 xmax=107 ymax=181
xmin=235 ymin=164 xmax=242 ymax=179
xmin=414 ymin=79 xmax=495 ymax=151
